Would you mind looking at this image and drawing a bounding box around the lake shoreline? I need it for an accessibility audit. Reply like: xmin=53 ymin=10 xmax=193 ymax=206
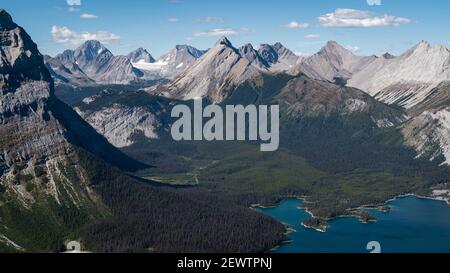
xmin=259 ymin=192 xmax=450 ymax=252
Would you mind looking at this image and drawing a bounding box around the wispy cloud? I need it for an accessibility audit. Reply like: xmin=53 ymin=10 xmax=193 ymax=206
xmin=367 ymin=0 xmax=382 ymax=6
xmin=68 ymin=6 xmax=80 ymax=12
xmin=80 ymin=13 xmax=98 ymax=19
xmin=305 ymin=34 xmax=320 ymax=39
xmin=345 ymin=45 xmax=360 ymax=52
xmin=195 ymin=16 xmax=225 ymax=24
xmin=319 ymin=8 xmax=412 ymax=27
xmin=192 ymin=28 xmax=251 ymax=37
xmin=66 ymin=0 xmax=81 ymax=6
xmin=282 ymin=21 xmax=309 ymax=29
xmin=51 ymin=26 xmax=120 ymax=45
xmin=167 ymin=18 xmax=179 ymax=23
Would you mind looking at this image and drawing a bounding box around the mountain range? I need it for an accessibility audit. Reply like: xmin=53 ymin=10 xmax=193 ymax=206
xmin=41 ymin=30 xmax=450 ymax=199
xmin=2 ymin=6 xmax=450 ymax=253
xmin=0 ymin=8 xmax=285 ymax=253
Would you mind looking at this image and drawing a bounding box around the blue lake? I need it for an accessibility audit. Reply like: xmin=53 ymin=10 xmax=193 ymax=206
xmin=257 ymin=196 xmax=450 ymax=253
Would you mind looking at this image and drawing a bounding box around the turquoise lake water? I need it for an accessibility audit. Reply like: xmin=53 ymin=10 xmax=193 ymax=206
xmin=257 ymin=196 xmax=450 ymax=253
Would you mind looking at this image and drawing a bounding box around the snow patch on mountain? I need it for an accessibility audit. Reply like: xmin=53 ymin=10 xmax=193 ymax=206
xmin=132 ymin=59 xmax=169 ymax=71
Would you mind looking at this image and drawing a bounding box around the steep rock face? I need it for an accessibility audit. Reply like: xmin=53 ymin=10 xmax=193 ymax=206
xmin=298 ymin=41 xmax=377 ymax=83
xmin=44 ymin=55 xmax=94 ymax=85
xmin=402 ymin=107 xmax=450 ymax=166
xmin=349 ymin=41 xmax=450 ymax=109
xmin=75 ymin=90 xmax=166 ymax=148
xmin=73 ymin=41 xmax=143 ymax=84
xmin=0 ymin=10 xmax=95 ymax=220
xmin=46 ymin=41 xmax=146 ymax=85
xmin=258 ymin=43 xmax=302 ymax=72
xmin=400 ymin=82 xmax=450 ymax=166
xmin=239 ymin=43 xmax=269 ymax=70
xmin=127 ymin=48 xmax=155 ymax=63
xmin=0 ymin=8 xmax=142 ymax=211
xmin=159 ymin=37 xmax=258 ymax=102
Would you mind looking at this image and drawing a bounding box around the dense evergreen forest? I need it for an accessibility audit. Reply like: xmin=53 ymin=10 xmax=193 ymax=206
xmin=76 ymin=150 xmax=285 ymax=253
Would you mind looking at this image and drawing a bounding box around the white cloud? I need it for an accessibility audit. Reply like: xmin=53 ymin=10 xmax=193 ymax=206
xmin=283 ymin=21 xmax=309 ymax=29
xmin=80 ymin=13 xmax=98 ymax=19
xmin=319 ymin=8 xmax=412 ymax=27
xmin=66 ymin=0 xmax=81 ymax=6
xmin=305 ymin=34 xmax=320 ymax=39
xmin=68 ymin=6 xmax=80 ymax=12
xmin=345 ymin=45 xmax=360 ymax=52
xmin=192 ymin=28 xmax=251 ymax=37
xmin=367 ymin=0 xmax=382 ymax=6
xmin=167 ymin=18 xmax=179 ymax=23
xmin=51 ymin=26 xmax=120 ymax=45
xmin=196 ymin=16 xmax=225 ymax=24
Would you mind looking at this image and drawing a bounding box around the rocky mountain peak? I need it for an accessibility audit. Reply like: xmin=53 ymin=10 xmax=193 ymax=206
xmin=258 ymin=44 xmax=279 ymax=64
xmin=174 ymin=44 xmax=205 ymax=58
xmin=239 ymin=43 xmax=256 ymax=54
xmin=322 ymin=41 xmax=352 ymax=55
xmin=381 ymin=52 xmax=395 ymax=59
xmin=257 ymin=43 xmax=301 ymax=71
xmin=272 ymin=42 xmax=284 ymax=50
xmin=239 ymin=43 xmax=269 ymax=69
xmin=128 ymin=48 xmax=155 ymax=63
xmin=216 ymin=36 xmax=233 ymax=47
xmin=83 ymin=40 xmax=105 ymax=50
xmin=75 ymin=40 xmax=111 ymax=60
xmin=412 ymin=40 xmax=449 ymax=54
xmin=0 ymin=9 xmax=51 ymax=93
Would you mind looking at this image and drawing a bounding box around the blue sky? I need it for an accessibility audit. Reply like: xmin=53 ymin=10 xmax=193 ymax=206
xmin=2 ymin=0 xmax=449 ymax=58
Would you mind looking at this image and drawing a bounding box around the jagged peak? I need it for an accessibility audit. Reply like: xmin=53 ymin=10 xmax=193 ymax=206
xmin=166 ymin=45 xmax=205 ymax=59
xmin=406 ymin=40 xmax=450 ymax=56
xmin=381 ymin=52 xmax=395 ymax=59
xmin=216 ymin=36 xmax=233 ymax=47
xmin=0 ymin=8 xmax=52 ymax=93
xmin=323 ymin=41 xmax=348 ymax=52
xmin=417 ymin=40 xmax=431 ymax=47
xmin=77 ymin=40 xmax=108 ymax=53
xmin=272 ymin=42 xmax=286 ymax=51
xmin=239 ymin=43 xmax=255 ymax=52
xmin=128 ymin=47 xmax=154 ymax=63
